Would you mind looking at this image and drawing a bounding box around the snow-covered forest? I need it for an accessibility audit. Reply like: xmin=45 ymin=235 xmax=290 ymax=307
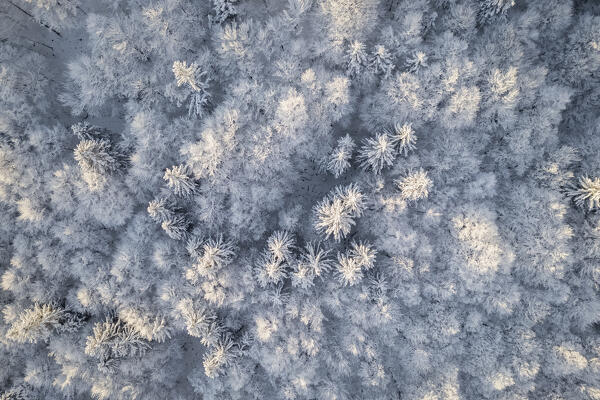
xmin=1 ymin=0 xmax=600 ymax=398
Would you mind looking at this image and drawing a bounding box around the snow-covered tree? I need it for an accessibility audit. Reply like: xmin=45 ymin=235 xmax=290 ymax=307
xmin=568 ymin=176 xmax=600 ymax=210
xmin=163 ymin=164 xmax=197 ymax=197
xmin=391 ymin=122 xmax=417 ymax=156
xmin=326 ymin=134 xmax=355 ymax=178
xmin=395 ymin=169 xmax=432 ymax=202
xmin=6 ymin=303 xmax=82 ymax=344
xmin=357 ymin=132 xmax=397 ymax=174
xmin=368 ymin=45 xmax=394 ymax=78
xmin=314 ymin=184 xmax=364 ymax=241
xmin=346 ymin=40 xmax=368 ymax=77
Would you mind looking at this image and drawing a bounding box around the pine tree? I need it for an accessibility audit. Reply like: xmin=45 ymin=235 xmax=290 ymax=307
xmin=327 ymin=135 xmax=355 ymax=178
xmin=161 ymin=215 xmax=189 ymax=241
xmin=267 ymin=230 xmax=295 ymax=262
xmin=188 ymin=235 xmax=235 ymax=277
xmin=188 ymin=91 xmax=211 ymax=118
xmin=314 ymin=184 xmax=364 ymax=241
xmin=334 ymin=240 xmax=376 ymax=286
xmin=172 ymin=61 xmax=211 ymax=117
xmin=568 ymin=176 xmax=600 ymax=210
xmin=147 ymin=198 xmax=176 ymax=223
xmin=395 ymin=169 xmax=432 ymax=202
xmin=255 ymin=250 xmax=289 ymax=287
xmin=358 ymin=132 xmax=396 ymax=174
xmin=74 ymin=138 xmax=124 ymax=190
xmin=405 ymin=51 xmax=428 ymax=73
xmin=85 ymin=318 xmax=150 ymax=362
xmin=349 ymin=240 xmax=376 ymax=270
xmin=391 ymin=123 xmax=417 ymax=156
xmin=346 ymin=41 xmax=368 ymax=77
xmin=335 ymin=252 xmax=362 ymax=286
xmin=74 ymin=139 xmax=121 ymax=175
xmin=335 ymin=183 xmax=365 ymax=216
xmin=203 ymin=335 xmax=237 ymax=378
xmin=177 ymin=299 xmax=223 ymax=346
xmin=163 ymin=164 xmax=197 ymax=197
xmin=172 ymin=61 xmax=204 ymax=92
xmin=369 ymin=45 xmax=394 ymax=78
xmin=6 ymin=303 xmax=81 ymax=344
xmin=299 ymin=242 xmax=333 ymax=278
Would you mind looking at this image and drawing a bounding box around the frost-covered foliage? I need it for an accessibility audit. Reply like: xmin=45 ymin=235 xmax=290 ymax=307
xmin=2 ymin=0 xmax=600 ymax=399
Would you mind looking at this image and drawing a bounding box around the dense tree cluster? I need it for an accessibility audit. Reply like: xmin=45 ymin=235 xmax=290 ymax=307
xmin=1 ymin=0 xmax=600 ymax=399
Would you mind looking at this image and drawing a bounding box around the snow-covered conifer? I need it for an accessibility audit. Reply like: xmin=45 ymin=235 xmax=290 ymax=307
xmin=267 ymin=230 xmax=295 ymax=262
xmin=315 ymin=184 xmax=365 ymax=241
xmin=568 ymin=176 xmax=600 ymax=210
xmin=327 ymin=135 xmax=355 ymax=178
xmin=173 ymin=61 xmax=211 ymax=117
xmin=391 ymin=123 xmax=417 ymax=156
xmin=161 ymin=215 xmax=189 ymax=240
xmin=74 ymin=139 xmax=120 ymax=175
xmin=346 ymin=41 xmax=368 ymax=76
xmin=336 ymin=252 xmax=362 ymax=286
xmin=6 ymin=303 xmax=80 ymax=344
xmin=291 ymin=242 xmax=333 ymax=289
xmin=190 ymin=236 xmax=235 ymax=277
xmin=358 ymin=132 xmax=396 ymax=174
xmin=334 ymin=240 xmax=376 ymax=286
xmin=314 ymin=198 xmax=353 ymax=242
xmin=299 ymin=242 xmax=333 ymax=278
xmin=203 ymin=335 xmax=237 ymax=378
xmin=395 ymin=169 xmax=432 ymax=202
xmin=369 ymin=45 xmax=394 ymax=79
xmin=85 ymin=318 xmax=150 ymax=361
xmin=349 ymin=240 xmax=376 ymax=270
xmin=405 ymin=51 xmax=428 ymax=73
xmin=173 ymin=61 xmax=203 ymax=92
xmin=291 ymin=262 xmax=314 ymax=289
xmin=163 ymin=164 xmax=197 ymax=197
xmin=334 ymin=183 xmax=365 ymax=217
xmin=177 ymin=299 xmax=222 ymax=345
xmin=255 ymin=251 xmax=288 ymax=287
xmin=188 ymin=91 xmax=211 ymax=118
xmin=147 ymin=198 xmax=175 ymax=223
